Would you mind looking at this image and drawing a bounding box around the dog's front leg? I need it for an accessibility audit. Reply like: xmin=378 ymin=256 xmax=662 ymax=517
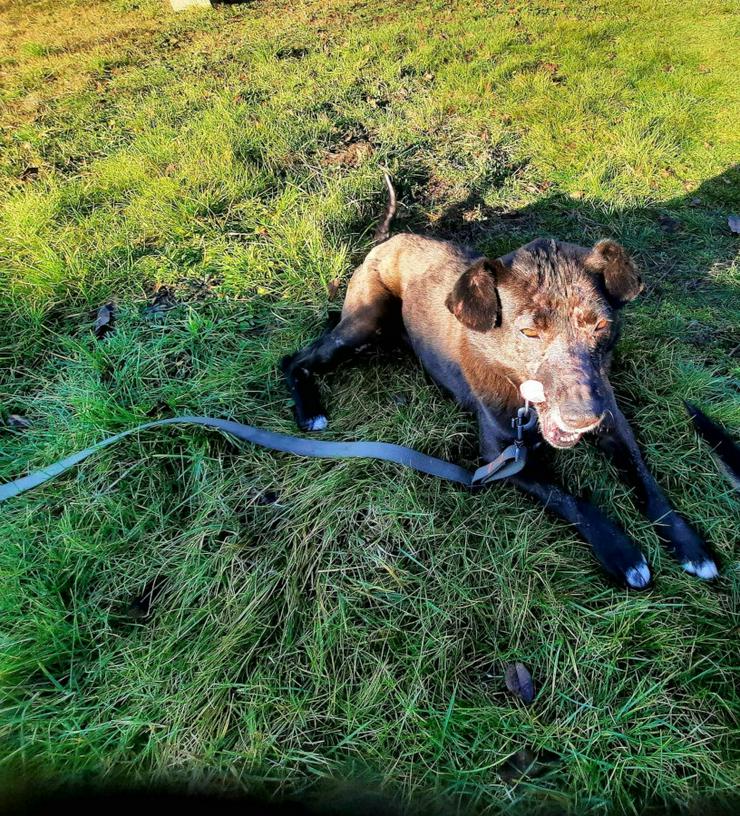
xmin=596 ymin=391 xmax=718 ymax=580
xmin=477 ymin=409 xmax=651 ymax=588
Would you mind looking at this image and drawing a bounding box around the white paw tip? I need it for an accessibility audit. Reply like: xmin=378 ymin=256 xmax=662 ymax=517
xmin=682 ymin=559 xmax=719 ymax=580
xmin=626 ymin=561 xmax=651 ymax=589
xmin=305 ymin=415 xmax=328 ymax=431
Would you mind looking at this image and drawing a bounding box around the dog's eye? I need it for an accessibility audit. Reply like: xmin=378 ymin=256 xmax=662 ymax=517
xmin=594 ymin=318 xmax=610 ymax=332
xmin=520 ymin=328 xmax=540 ymax=338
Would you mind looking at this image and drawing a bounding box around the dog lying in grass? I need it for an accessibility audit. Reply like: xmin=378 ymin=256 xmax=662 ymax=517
xmin=283 ymin=176 xmax=718 ymax=588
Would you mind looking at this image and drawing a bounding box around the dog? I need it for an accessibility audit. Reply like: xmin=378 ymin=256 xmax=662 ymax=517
xmin=283 ymin=176 xmax=718 ymax=588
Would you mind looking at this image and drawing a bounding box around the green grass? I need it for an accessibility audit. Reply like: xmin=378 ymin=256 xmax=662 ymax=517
xmin=1 ymin=0 xmax=738 ymax=812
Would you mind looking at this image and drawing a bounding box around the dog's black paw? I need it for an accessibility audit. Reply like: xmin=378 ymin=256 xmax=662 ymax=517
xmin=661 ymin=514 xmax=719 ymax=580
xmin=681 ymin=558 xmax=719 ymax=580
xmin=293 ymin=397 xmax=328 ymax=432
xmin=296 ymin=412 xmax=328 ymax=432
xmin=283 ymin=353 xmax=328 ymax=432
xmin=591 ymin=532 xmax=652 ymax=589
xmin=624 ymin=558 xmax=652 ymax=589
xmin=572 ymin=501 xmax=652 ymax=588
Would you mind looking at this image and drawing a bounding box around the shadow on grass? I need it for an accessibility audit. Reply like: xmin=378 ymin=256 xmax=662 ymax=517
xmin=420 ymin=164 xmax=735 ymax=288
xmin=376 ymin=162 xmax=739 ymax=376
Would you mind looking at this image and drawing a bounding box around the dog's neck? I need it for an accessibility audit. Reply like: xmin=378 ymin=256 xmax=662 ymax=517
xmin=458 ymin=333 xmax=521 ymax=413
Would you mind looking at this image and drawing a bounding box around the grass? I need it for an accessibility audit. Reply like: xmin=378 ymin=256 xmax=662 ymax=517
xmin=0 ymin=0 xmax=738 ymax=812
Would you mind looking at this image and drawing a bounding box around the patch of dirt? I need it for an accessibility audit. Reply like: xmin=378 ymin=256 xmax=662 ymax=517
xmin=322 ymin=139 xmax=373 ymax=167
xmin=275 ymin=46 xmax=310 ymax=60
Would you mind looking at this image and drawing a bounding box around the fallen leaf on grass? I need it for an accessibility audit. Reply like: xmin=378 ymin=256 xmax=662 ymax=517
xmin=94 ymin=302 xmax=116 ymax=339
xmin=19 ymin=166 xmax=39 ymax=182
xmin=247 ymin=487 xmax=281 ymax=506
xmin=143 ymin=286 xmax=178 ymax=318
xmin=728 ymin=215 xmax=740 ymax=234
xmin=540 ymin=62 xmax=565 ymax=83
xmin=126 ymin=575 xmax=167 ymax=621
xmin=257 ymin=490 xmax=280 ymax=505
xmin=327 ymin=278 xmax=342 ymax=300
xmin=499 ymin=748 xmax=560 ymax=782
xmin=504 ymin=662 xmax=535 ymax=704
xmin=3 ymin=414 xmax=32 ymax=430
xmin=658 ymin=214 xmax=680 ymax=234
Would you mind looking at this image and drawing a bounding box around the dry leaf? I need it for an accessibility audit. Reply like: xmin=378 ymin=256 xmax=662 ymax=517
xmin=504 ymin=662 xmax=535 ymax=704
xmin=728 ymin=215 xmax=740 ymax=234
xmin=499 ymin=748 xmax=560 ymax=782
xmin=4 ymin=414 xmax=32 ymax=430
xmin=94 ymin=303 xmax=116 ymax=339
xmin=143 ymin=286 xmax=178 ymax=318
xmin=20 ymin=166 xmax=39 ymax=182
xmin=327 ymin=278 xmax=342 ymax=300
xmin=247 ymin=488 xmax=280 ymax=506
xmin=126 ymin=575 xmax=167 ymax=621
xmin=658 ymin=214 xmax=680 ymax=234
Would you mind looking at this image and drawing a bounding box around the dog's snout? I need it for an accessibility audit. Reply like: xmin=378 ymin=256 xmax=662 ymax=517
xmin=560 ymin=400 xmax=604 ymax=430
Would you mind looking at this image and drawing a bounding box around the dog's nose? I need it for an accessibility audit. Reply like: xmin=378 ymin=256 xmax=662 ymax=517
xmin=560 ymin=402 xmax=604 ymax=430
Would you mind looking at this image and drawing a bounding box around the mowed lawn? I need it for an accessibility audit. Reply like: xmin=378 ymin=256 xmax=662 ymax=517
xmin=1 ymin=0 xmax=738 ymax=812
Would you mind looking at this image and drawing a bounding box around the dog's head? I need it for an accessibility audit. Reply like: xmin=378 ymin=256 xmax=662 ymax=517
xmin=446 ymin=238 xmax=643 ymax=448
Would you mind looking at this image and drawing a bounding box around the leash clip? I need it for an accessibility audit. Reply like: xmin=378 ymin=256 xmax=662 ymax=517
xmin=471 ymin=403 xmax=538 ymax=487
xmin=512 ymin=401 xmax=537 ymax=438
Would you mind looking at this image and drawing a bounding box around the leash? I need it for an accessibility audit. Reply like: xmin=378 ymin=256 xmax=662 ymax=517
xmin=0 ymin=406 xmax=538 ymax=503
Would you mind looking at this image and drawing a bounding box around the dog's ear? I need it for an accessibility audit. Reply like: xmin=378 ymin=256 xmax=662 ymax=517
xmin=445 ymin=259 xmax=505 ymax=332
xmin=587 ymin=240 xmax=644 ymax=307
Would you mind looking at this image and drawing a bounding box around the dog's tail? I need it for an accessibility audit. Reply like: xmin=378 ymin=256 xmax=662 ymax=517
xmin=373 ymin=169 xmax=397 ymax=245
xmin=685 ymin=401 xmax=740 ymax=490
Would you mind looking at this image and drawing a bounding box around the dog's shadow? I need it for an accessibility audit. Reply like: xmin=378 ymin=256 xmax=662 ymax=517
xmin=387 ymin=163 xmax=740 ymax=386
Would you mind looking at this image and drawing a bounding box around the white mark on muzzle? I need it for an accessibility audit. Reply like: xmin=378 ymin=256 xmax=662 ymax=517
xmin=520 ymin=380 xmax=546 ymax=403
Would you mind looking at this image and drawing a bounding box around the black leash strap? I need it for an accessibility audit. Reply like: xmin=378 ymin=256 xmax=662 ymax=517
xmin=0 ymin=415 xmax=531 ymax=503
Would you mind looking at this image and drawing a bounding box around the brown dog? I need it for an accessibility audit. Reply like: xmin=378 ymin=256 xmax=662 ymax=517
xmin=283 ymin=179 xmax=718 ymax=587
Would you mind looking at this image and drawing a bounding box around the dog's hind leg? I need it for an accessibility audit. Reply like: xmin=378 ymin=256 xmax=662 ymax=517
xmin=282 ymin=262 xmax=399 ymax=431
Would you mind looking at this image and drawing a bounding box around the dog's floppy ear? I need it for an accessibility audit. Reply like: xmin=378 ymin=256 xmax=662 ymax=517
xmin=445 ymin=258 xmax=506 ymax=332
xmin=587 ymin=240 xmax=644 ymax=307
